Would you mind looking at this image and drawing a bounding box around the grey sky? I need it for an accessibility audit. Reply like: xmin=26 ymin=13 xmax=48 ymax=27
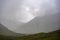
xmin=0 ymin=0 xmax=60 ymax=34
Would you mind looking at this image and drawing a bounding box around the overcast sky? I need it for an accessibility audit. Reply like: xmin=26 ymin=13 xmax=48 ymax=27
xmin=0 ymin=0 xmax=60 ymax=34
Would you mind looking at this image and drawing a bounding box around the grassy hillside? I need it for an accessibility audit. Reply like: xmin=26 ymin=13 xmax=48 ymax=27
xmin=0 ymin=30 xmax=60 ymax=40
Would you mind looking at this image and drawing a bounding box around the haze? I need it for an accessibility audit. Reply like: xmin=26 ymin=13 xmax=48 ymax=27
xmin=0 ymin=0 xmax=60 ymax=34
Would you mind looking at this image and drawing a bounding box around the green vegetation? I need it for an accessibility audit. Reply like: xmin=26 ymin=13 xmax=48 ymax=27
xmin=0 ymin=30 xmax=60 ymax=40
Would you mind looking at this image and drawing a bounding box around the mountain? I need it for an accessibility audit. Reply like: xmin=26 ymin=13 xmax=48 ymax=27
xmin=0 ymin=24 xmax=25 ymax=36
xmin=16 ymin=12 xmax=60 ymax=34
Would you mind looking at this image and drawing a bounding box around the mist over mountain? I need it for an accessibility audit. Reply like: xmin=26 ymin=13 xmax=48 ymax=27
xmin=0 ymin=24 xmax=25 ymax=36
xmin=0 ymin=0 xmax=60 ymax=35
xmin=16 ymin=12 xmax=59 ymax=34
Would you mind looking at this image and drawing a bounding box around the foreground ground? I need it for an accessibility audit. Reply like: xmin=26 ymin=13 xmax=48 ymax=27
xmin=0 ymin=30 xmax=60 ymax=40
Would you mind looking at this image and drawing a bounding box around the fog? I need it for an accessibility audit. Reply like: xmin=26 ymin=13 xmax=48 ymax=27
xmin=0 ymin=0 xmax=60 ymax=34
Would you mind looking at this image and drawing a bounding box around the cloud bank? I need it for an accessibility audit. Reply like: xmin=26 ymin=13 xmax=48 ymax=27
xmin=0 ymin=0 xmax=60 ymax=34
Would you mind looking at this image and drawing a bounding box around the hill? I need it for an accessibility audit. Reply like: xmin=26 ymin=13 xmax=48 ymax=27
xmin=0 ymin=24 xmax=25 ymax=36
xmin=0 ymin=30 xmax=60 ymax=40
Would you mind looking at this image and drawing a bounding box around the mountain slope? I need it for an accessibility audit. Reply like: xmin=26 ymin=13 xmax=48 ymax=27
xmin=0 ymin=24 xmax=25 ymax=36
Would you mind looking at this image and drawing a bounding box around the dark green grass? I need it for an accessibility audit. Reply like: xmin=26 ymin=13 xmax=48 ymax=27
xmin=0 ymin=30 xmax=60 ymax=40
